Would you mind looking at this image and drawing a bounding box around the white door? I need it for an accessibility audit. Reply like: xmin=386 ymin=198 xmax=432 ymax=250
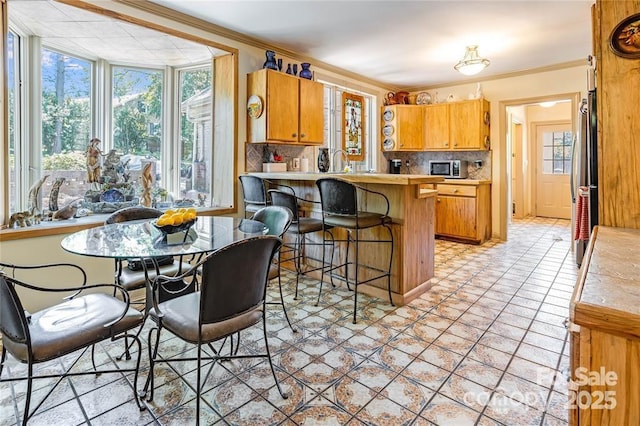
xmin=536 ymin=123 xmax=573 ymax=219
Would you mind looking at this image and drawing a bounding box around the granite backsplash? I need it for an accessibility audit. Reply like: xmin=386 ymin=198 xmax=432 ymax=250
xmin=382 ymin=151 xmax=492 ymax=180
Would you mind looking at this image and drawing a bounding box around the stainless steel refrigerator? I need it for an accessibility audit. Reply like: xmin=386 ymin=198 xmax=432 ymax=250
xmin=572 ymin=62 xmax=598 ymax=267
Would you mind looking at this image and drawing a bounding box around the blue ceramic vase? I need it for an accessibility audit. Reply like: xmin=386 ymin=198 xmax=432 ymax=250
xmin=299 ymin=63 xmax=312 ymax=79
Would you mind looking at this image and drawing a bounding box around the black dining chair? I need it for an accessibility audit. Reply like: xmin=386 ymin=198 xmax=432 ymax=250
xmin=268 ymin=188 xmax=334 ymax=300
xmin=105 ymin=206 xmax=192 ymax=300
xmin=252 ymin=205 xmax=295 ymax=331
xmin=105 ymin=206 xmax=194 ymax=360
xmin=0 ymin=262 xmax=144 ymax=426
xmin=316 ymin=178 xmax=395 ymax=323
xmin=143 ymin=235 xmax=287 ymax=425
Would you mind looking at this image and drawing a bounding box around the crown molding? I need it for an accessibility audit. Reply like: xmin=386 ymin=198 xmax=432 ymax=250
xmin=404 ymin=59 xmax=587 ymax=92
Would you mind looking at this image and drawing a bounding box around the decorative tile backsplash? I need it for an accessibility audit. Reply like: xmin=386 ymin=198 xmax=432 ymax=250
xmin=246 ymin=144 xmax=317 ymax=172
xmin=382 ymin=151 xmax=492 ymax=180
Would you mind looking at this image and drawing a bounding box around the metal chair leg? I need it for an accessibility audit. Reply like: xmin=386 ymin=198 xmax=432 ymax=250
xmin=278 ymin=273 xmax=296 ymax=332
xmin=263 ymin=310 xmax=288 ymax=399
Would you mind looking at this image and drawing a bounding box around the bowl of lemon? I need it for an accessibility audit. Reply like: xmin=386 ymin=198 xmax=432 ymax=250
xmin=153 ymin=208 xmax=197 ymax=235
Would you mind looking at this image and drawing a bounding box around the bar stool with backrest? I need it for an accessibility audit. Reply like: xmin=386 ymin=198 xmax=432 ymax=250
xmin=316 ymin=177 xmax=394 ymax=323
xmin=252 ymin=206 xmax=295 ymax=331
xmin=239 ymin=175 xmax=269 ymax=218
xmin=268 ymin=189 xmax=334 ymax=300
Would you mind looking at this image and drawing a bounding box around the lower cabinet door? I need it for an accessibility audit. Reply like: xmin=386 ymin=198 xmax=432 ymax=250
xmin=435 ymin=195 xmax=477 ymax=240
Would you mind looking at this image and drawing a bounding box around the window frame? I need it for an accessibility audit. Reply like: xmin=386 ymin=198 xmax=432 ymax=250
xmin=319 ymin=81 xmax=377 ymax=172
xmin=3 ymin=3 xmax=239 ymax=235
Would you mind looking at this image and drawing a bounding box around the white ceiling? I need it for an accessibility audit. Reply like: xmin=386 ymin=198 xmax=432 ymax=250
xmin=9 ymin=0 xmax=594 ymax=89
xmin=8 ymin=1 xmax=215 ymax=66
xmin=150 ymin=0 xmax=595 ymax=89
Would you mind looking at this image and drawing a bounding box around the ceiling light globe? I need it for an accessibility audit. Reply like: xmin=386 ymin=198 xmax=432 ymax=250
xmin=454 ymin=45 xmax=490 ymax=76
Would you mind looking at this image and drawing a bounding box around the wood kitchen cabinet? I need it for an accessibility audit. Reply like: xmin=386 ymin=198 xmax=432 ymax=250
xmin=247 ymin=69 xmax=323 ymax=145
xmin=569 ymin=226 xmax=640 ymax=426
xmin=423 ymin=99 xmax=490 ymax=151
xmin=381 ymin=105 xmax=424 ymax=151
xmin=434 ymin=181 xmax=491 ymax=244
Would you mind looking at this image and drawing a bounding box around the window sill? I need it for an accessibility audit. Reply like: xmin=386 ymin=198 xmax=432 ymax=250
xmin=0 ymin=207 xmax=236 ymax=242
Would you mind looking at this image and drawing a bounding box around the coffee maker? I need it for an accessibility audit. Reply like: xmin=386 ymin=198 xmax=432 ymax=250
xmin=390 ymin=159 xmax=402 ymax=174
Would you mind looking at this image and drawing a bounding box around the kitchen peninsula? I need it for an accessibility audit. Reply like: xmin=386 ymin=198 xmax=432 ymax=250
xmin=249 ymin=172 xmax=444 ymax=304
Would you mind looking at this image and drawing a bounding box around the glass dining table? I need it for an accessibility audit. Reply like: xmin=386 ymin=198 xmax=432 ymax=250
xmin=61 ymin=216 xmax=269 ymax=261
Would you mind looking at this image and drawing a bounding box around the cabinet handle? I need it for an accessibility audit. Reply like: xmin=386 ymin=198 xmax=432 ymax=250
xmin=453 ymin=189 xmax=459 ymax=193
xmin=454 ymin=143 xmax=458 ymax=147
xmin=300 ymin=133 xmax=306 ymax=138
xmin=437 ymin=198 xmax=441 ymax=203
xmin=444 ymin=142 xmax=448 ymax=146
xmin=292 ymin=133 xmax=297 ymax=137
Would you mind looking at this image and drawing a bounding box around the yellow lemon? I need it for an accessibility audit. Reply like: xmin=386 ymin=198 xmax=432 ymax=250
xmin=171 ymin=213 xmax=184 ymax=226
xmin=164 ymin=209 xmax=176 ymax=216
xmin=156 ymin=216 xmax=170 ymax=226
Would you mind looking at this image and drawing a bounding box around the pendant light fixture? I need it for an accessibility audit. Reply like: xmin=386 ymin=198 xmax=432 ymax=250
xmin=454 ymin=45 xmax=490 ymax=76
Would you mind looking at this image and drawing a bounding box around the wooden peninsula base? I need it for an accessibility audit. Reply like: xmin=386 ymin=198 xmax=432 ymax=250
xmin=249 ymin=172 xmax=444 ymax=305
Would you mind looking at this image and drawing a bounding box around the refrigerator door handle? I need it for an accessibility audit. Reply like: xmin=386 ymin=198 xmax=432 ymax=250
xmin=570 ymin=134 xmax=578 ymax=203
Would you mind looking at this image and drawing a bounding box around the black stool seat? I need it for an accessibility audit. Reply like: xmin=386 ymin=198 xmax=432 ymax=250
xmin=289 ymin=217 xmax=325 ymax=234
xmin=322 ymin=212 xmax=391 ymax=229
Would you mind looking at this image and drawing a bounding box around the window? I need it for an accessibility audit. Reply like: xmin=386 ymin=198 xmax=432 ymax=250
xmin=542 ymin=130 xmax=573 ymax=174
xmin=178 ymin=66 xmax=213 ymax=204
xmin=321 ymin=82 xmax=376 ymax=172
xmin=8 ymin=30 xmax=19 ymax=215
xmin=112 ymin=66 xmax=164 ymax=201
xmin=5 ymin=2 xmax=236 ymax=227
xmin=40 ymin=48 xmax=92 ymax=212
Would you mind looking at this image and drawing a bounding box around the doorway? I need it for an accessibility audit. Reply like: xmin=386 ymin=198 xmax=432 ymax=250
xmin=504 ymin=93 xmax=580 ymax=231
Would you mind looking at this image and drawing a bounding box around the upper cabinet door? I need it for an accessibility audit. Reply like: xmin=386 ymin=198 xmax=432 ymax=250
xmin=298 ymin=78 xmax=324 ymax=144
xmin=449 ymin=99 xmax=490 ymax=150
xmin=424 ymin=104 xmax=450 ymax=150
xmin=266 ymin=71 xmax=299 ymax=142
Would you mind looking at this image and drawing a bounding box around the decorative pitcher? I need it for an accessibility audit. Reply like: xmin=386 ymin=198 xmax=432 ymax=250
xmin=317 ymin=148 xmax=330 ymax=172
xmin=263 ymin=50 xmax=278 ymax=70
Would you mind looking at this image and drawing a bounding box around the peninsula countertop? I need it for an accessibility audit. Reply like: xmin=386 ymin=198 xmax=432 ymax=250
xmin=249 ymin=172 xmax=445 ymax=186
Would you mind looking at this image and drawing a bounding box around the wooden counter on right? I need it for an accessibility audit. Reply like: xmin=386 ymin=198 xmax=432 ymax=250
xmin=569 ymin=226 xmax=640 ymax=425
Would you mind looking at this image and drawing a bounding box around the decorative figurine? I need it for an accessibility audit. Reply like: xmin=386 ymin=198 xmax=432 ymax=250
xmin=86 ymin=138 xmax=103 ymax=183
xmin=8 ymin=209 xmax=40 ymax=228
xmin=27 ymin=175 xmax=49 ymax=217
xmin=52 ymin=200 xmax=79 ymax=221
xmin=48 ymin=177 xmax=65 ymax=212
xmin=102 ymin=149 xmax=122 ymax=184
xmin=141 ymin=162 xmax=153 ymax=207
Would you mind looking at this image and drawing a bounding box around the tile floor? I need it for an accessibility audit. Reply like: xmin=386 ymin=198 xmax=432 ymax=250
xmin=1 ymin=217 xmax=576 ymax=426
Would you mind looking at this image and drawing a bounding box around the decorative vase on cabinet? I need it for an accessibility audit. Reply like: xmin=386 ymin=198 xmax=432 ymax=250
xmin=263 ymin=50 xmax=278 ymax=70
xmin=299 ymin=63 xmax=313 ymax=80
xmin=317 ymin=148 xmax=329 ymax=172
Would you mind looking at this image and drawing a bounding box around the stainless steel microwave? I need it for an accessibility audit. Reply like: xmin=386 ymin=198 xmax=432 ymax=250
xmin=429 ymin=160 xmax=468 ymax=178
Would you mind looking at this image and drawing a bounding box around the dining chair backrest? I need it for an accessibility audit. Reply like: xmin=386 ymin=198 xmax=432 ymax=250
xmin=105 ymin=206 xmax=162 ymax=224
xmin=316 ymin=178 xmax=358 ymax=216
xmin=268 ymin=190 xmax=300 ymax=222
xmin=252 ymin=205 xmax=293 ymax=238
xmin=199 ymin=235 xmax=281 ymax=324
xmin=0 ymin=273 xmax=29 ymax=350
xmin=239 ymin=175 xmax=268 ymax=206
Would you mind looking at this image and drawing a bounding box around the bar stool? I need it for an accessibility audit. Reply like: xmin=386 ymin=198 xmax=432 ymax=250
xmin=239 ymin=175 xmax=269 ymax=218
xmin=316 ymin=178 xmax=394 ymax=323
xmin=268 ymin=189 xmax=334 ymax=300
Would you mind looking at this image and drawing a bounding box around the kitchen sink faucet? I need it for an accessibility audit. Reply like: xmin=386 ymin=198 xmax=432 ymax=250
xmin=332 ymin=149 xmax=352 ymax=173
